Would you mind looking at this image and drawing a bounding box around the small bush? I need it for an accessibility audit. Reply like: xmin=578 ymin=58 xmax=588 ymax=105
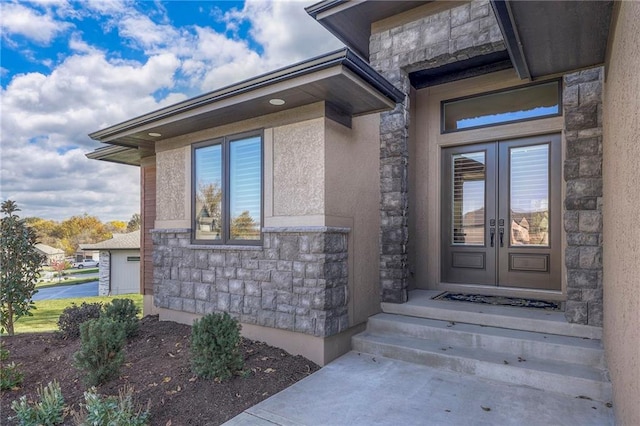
xmin=102 ymin=298 xmax=140 ymax=338
xmin=190 ymin=312 xmax=243 ymax=381
xmin=73 ymin=317 xmax=126 ymax=386
xmin=74 ymin=386 xmax=150 ymax=426
xmin=10 ymin=380 xmax=65 ymax=426
xmin=1 ymin=347 xmax=24 ymax=390
xmin=56 ymin=302 xmax=103 ymax=339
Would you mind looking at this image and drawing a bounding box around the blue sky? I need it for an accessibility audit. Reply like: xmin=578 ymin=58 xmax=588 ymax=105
xmin=0 ymin=0 xmax=341 ymax=222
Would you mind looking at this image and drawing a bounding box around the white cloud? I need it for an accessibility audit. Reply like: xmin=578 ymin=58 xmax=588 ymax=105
xmin=227 ymin=0 xmax=343 ymax=65
xmin=1 ymin=47 xmax=183 ymax=221
xmin=0 ymin=2 xmax=71 ymax=44
xmin=0 ymin=0 xmax=345 ymax=222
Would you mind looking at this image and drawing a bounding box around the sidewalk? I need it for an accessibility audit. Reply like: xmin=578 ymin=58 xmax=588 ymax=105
xmin=223 ymin=351 xmax=614 ymax=426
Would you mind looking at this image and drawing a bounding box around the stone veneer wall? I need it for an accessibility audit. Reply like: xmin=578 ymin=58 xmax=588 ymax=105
xmin=98 ymin=250 xmax=110 ymax=296
xmin=563 ymin=67 xmax=604 ymax=326
xmin=151 ymin=227 xmax=349 ymax=337
xmin=369 ymin=0 xmax=505 ymax=302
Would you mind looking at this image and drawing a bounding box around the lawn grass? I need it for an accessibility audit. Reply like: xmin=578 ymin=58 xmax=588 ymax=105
xmin=11 ymin=294 xmax=143 ymax=334
xmin=36 ymin=276 xmax=98 ymax=289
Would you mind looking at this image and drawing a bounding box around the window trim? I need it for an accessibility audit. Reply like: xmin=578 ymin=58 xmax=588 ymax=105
xmin=191 ymin=130 xmax=264 ymax=246
xmin=440 ymin=79 xmax=562 ymax=134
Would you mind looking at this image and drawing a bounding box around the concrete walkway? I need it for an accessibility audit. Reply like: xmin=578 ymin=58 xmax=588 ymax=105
xmin=224 ymin=351 xmax=614 ymax=426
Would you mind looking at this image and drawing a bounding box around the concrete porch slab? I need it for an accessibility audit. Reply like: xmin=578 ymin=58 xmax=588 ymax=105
xmin=223 ymin=351 xmax=614 ymax=426
xmin=383 ymin=290 xmax=602 ymax=339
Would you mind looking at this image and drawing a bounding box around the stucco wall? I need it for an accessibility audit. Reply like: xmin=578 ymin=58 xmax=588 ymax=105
xmin=273 ymin=118 xmax=325 ymax=217
xmin=156 ymin=147 xmax=189 ymax=225
xmin=602 ymin=2 xmax=640 ymax=424
xmin=154 ymin=104 xmax=332 ymax=230
xmin=325 ymin=114 xmax=381 ymax=326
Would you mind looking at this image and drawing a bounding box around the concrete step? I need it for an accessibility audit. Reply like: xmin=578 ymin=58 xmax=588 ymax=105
xmin=367 ymin=313 xmax=606 ymax=368
xmin=382 ymin=290 xmax=602 ymax=339
xmin=353 ymin=329 xmax=612 ymax=402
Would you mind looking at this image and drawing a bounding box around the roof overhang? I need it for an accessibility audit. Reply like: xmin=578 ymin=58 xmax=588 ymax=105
xmin=88 ymin=48 xmax=404 ymax=166
xmin=306 ymin=1 xmax=428 ymax=59
xmin=490 ymin=0 xmax=614 ymax=80
xmin=308 ymin=1 xmax=613 ymax=82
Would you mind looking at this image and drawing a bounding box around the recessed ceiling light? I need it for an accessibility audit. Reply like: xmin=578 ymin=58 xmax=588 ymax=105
xmin=148 ymin=132 xmax=162 ymax=137
xmin=269 ymin=98 xmax=285 ymax=106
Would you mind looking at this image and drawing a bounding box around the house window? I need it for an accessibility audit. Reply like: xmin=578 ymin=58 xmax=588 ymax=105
xmin=127 ymin=256 xmax=140 ymax=262
xmin=441 ymin=80 xmax=561 ymax=132
xmin=193 ymin=132 xmax=262 ymax=244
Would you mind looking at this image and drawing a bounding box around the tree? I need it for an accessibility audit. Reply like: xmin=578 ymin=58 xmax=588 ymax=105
xmin=51 ymin=259 xmax=70 ymax=283
xmin=1 ymin=200 xmax=45 ymax=335
xmin=106 ymin=220 xmax=127 ymax=234
xmin=126 ymin=213 xmax=141 ymax=232
xmin=25 ymin=217 xmax=58 ymax=246
xmin=230 ymin=211 xmax=258 ymax=240
xmin=53 ymin=214 xmax=112 ymax=256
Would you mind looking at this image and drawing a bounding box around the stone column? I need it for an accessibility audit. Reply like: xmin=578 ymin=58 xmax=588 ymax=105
xmin=563 ymin=67 xmax=604 ymax=326
xmin=370 ymin=0 xmax=505 ymax=303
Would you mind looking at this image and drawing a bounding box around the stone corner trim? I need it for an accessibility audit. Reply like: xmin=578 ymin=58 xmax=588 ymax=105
xmin=563 ymin=66 xmax=604 ymax=327
xmin=152 ymin=228 xmax=349 ymax=338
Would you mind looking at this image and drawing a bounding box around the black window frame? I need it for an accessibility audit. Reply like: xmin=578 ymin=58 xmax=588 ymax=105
xmin=191 ymin=130 xmax=264 ymax=246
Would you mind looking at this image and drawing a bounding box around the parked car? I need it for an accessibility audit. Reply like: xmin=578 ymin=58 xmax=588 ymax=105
xmin=72 ymin=260 xmax=99 ymax=269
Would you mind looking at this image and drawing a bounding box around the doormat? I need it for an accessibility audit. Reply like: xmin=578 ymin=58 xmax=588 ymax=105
xmin=433 ymin=292 xmax=562 ymax=311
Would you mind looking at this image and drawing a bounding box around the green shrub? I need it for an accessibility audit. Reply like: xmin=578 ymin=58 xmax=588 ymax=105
xmin=73 ymin=317 xmax=126 ymax=386
xmin=74 ymin=386 xmax=150 ymax=426
xmin=1 ymin=347 xmax=24 ymax=390
xmin=56 ymin=302 xmax=103 ymax=339
xmin=102 ymin=298 xmax=140 ymax=338
xmin=190 ymin=312 xmax=243 ymax=381
xmin=10 ymin=380 xmax=65 ymax=426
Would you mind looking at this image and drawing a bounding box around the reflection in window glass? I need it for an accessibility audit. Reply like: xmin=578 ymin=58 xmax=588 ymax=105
xmin=230 ymin=137 xmax=261 ymax=240
xmin=194 ymin=144 xmax=222 ymax=240
xmin=452 ymin=151 xmax=485 ymax=245
xmin=193 ymin=134 xmax=262 ymax=244
xmin=442 ymin=81 xmax=560 ymax=132
xmin=510 ymin=144 xmax=549 ymax=247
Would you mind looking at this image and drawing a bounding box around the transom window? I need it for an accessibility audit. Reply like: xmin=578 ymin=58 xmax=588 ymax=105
xmin=441 ymin=80 xmax=561 ymax=133
xmin=192 ymin=132 xmax=262 ymax=244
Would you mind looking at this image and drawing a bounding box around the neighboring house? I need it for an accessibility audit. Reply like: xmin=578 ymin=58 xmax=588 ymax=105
xmin=34 ymin=243 xmax=65 ymax=265
xmin=80 ymin=231 xmax=141 ymax=296
xmin=87 ymin=1 xmax=639 ymax=424
xmin=74 ymin=250 xmax=99 ymax=262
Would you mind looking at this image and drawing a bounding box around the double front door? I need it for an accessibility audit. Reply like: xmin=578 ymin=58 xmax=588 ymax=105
xmin=441 ymin=134 xmax=561 ymax=291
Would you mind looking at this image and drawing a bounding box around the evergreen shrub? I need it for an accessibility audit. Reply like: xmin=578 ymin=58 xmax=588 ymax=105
xmin=190 ymin=312 xmax=243 ymax=381
xmin=73 ymin=317 xmax=126 ymax=386
xmin=103 ymin=298 xmax=140 ymax=338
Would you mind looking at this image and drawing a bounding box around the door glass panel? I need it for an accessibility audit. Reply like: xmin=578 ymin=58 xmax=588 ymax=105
xmin=452 ymin=151 xmax=485 ymax=245
xmin=510 ymin=144 xmax=549 ymax=246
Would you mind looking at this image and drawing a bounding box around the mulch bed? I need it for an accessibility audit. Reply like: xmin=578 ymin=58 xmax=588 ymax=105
xmin=1 ymin=315 xmax=320 ymax=425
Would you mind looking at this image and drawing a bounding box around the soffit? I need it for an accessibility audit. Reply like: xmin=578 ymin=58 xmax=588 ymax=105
xmin=306 ymin=1 xmax=429 ymax=58
xmin=88 ymin=49 xmax=403 ymax=166
xmin=491 ymin=0 xmax=613 ymax=79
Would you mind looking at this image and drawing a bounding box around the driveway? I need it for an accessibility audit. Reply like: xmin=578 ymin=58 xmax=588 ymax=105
xmin=33 ymin=281 xmax=98 ymax=300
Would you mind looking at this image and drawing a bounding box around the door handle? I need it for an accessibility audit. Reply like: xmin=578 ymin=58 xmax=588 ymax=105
xmin=490 ymin=228 xmax=495 ymax=247
xmin=499 ymin=227 xmax=504 ymax=247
